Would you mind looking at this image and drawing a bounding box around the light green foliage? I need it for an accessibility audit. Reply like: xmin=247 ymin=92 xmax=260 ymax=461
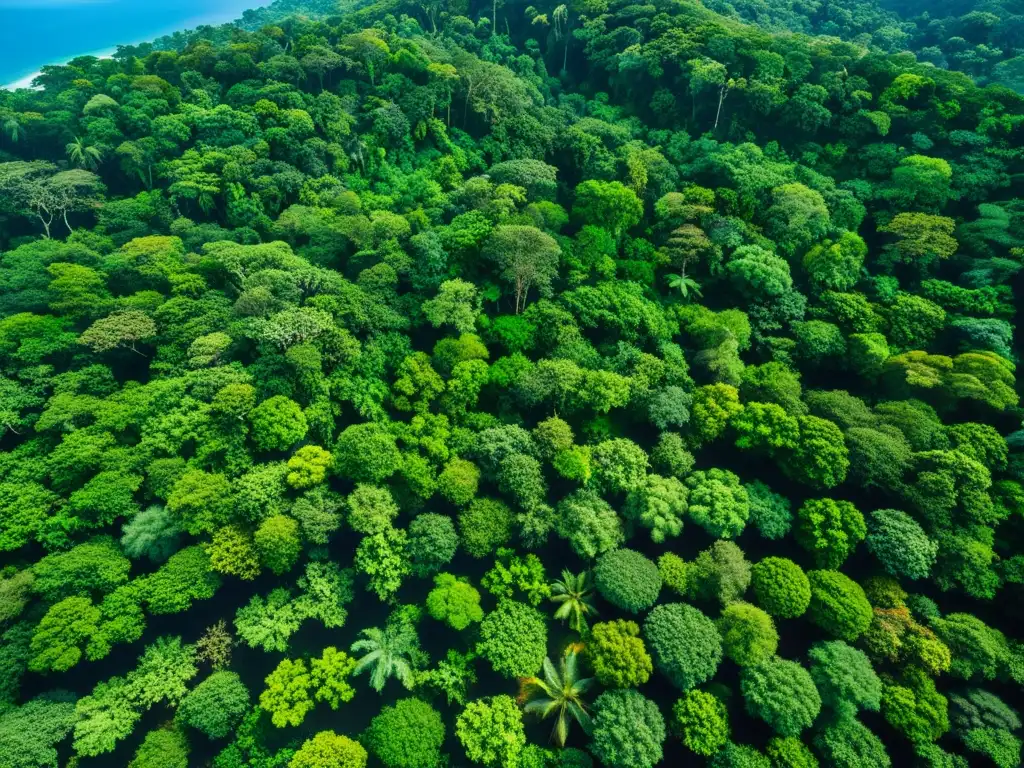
xmin=30 ymin=596 xmax=101 ymax=672
xmin=177 ymin=671 xmax=250 ymax=739
xmin=477 ymin=600 xmax=547 ymax=678
xmin=1 ymin=3 xmax=1022 ymax=763
xmin=650 ymin=432 xmax=696 ymax=478
xmin=366 ymin=698 xmax=446 ymax=768
xmin=207 ymin=525 xmax=260 ymax=580
xmin=624 ymin=474 xmax=687 ymax=542
xmin=459 ymin=498 xmax=513 ymax=558
xmin=427 ymin=573 xmax=484 ymax=630
xmin=794 ymin=498 xmax=866 ymax=569
xmin=334 ymin=423 xmax=402 ymax=483
xmin=673 ymin=690 xmax=729 ymax=756
xmin=260 ymin=657 xmax=313 ymax=728
xmin=32 ymin=535 xmax=130 ymax=602
xmin=962 ymin=729 xmax=1022 ymax=768
xmin=644 ymin=603 xmax=722 ymax=690
xmin=286 ymin=445 xmax=333 ymax=489
xmin=125 ymin=635 xmax=197 ymax=709
xmin=807 ymin=570 xmax=873 ymax=642
xmin=354 ymin=526 xmax=410 ymax=601
xmin=73 ymin=676 xmax=140 ymax=757
xmin=347 ymin=484 xmax=399 ymax=534
xmin=766 ymin=737 xmax=819 ymax=768
xmin=437 ymin=458 xmax=480 ymax=506
xmin=593 ymin=549 xmax=662 ymax=613
xmin=711 ymin=743 xmax=772 ymax=768
xmin=254 ymin=514 xmax=301 ymax=575
xmin=590 ymin=438 xmax=649 ymax=494
xmin=880 ymin=676 xmax=949 ymax=745
xmin=572 ymin=180 xmax=643 ymax=238
xmin=295 ymin=561 xmax=354 ymax=629
xmin=250 ymin=396 xmax=307 ymax=451
xmin=166 ymin=469 xmax=233 ymax=535
xmin=129 ymin=727 xmax=189 ymax=768
xmin=931 ymin=613 xmax=1008 ymax=681
xmin=481 ymin=548 xmax=550 ymax=606
xmin=782 ymin=415 xmax=849 ymax=489
xmin=0 ymin=694 xmax=77 ymax=768
xmin=456 ymin=695 xmax=526 ymax=768
xmin=351 ymin=615 xmax=419 ymax=693
xmin=732 ymin=402 xmax=800 ymax=453
xmin=808 ymin=641 xmax=881 ymax=716
xmin=586 ymin=619 xmax=652 ymax=688
xmin=590 ymin=689 xmax=666 ymax=768
xmin=290 ymin=732 xmax=367 ymax=768
xmin=690 ymin=384 xmax=744 ymax=446
xmin=657 ymin=552 xmax=691 ymax=596
xmin=555 ymin=490 xmax=625 ymax=560
xmin=718 ymin=602 xmax=779 ymax=667
xmin=741 ymin=657 xmax=821 ymax=736
xmin=686 ymin=468 xmax=749 ymax=538
xmin=423 ymin=280 xmax=480 ymax=334
xmin=235 ymin=588 xmax=301 ymax=653
xmin=689 ymin=540 xmax=752 ymax=605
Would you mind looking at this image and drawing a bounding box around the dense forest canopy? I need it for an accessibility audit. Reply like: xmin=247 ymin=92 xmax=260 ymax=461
xmin=1 ymin=0 xmax=1023 ymax=766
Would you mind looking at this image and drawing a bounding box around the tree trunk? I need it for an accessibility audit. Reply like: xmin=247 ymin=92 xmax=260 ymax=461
xmin=493 ymin=0 xmax=497 ymax=34
xmin=714 ymin=86 xmax=727 ymax=132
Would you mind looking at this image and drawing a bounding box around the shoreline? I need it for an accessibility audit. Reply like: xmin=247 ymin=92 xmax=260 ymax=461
xmin=2 ymin=1 xmax=270 ymax=91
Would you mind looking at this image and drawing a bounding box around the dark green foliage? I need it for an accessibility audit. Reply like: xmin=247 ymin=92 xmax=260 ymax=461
xmin=593 ymin=549 xmax=662 ymax=614
xmin=866 ymin=509 xmax=937 ymax=580
xmin=644 ymin=603 xmax=722 ymax=690
xmin=813 ymin=718 xmax=891 ymax=768
xmin=407 ymin=513 xmax=458 ymax=577
xmin=741 ymin=658 xmax=821 ymax=736
xmin=0 ymin=0 xmax=1022 ymax=762
xmin=746 ymin=481 xmax=793 ymax=540
xmin=177 ymin=672 xmax=250 ymax=739
xmin=590 ymin=689 xmax=666 ymax=768
xmin=808 ymin=641 xmax=882 ymax=716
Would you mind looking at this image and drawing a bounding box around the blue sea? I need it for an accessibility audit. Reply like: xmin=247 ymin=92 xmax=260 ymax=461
xmin=0 ymin=0 xmax=270 ymax=88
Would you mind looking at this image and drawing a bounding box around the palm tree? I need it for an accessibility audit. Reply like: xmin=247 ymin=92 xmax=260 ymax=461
xmin=66 ymin=137 xmax=103 ymax=170
xmin=2 ymin=115 xmax=25 ymax=144
xmin=666 ymin=271 xmax=703 ymax=299
xmin=350 ymin=621 xmax=418 ymax=692
xmin=520 ymin=650 xmax=594 ymax=747
xmin=550 ymin=570 xmax=597 ymax=633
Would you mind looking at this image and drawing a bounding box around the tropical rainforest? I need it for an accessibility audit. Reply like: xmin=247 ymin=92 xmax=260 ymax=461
xmin=0 ymin=0 xmax=1023 ymax=766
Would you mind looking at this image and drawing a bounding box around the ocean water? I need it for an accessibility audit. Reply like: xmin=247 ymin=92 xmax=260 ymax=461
xmin=0 ymin=0 xmax=269 ymax=88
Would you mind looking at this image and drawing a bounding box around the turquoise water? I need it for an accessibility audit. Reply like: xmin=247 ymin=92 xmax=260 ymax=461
xmin=0 ymin=0 xmax=268 ymax=88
